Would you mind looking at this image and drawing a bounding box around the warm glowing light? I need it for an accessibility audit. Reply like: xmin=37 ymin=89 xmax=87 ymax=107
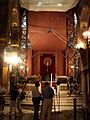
xmin=82 ymin=27 xmax=90 ymax=39
xmin=19 ymin=66 xmax=24 ymax=69
xmin=4 ymin=50 xmax=22 ymax=65
xmin=70 ymin=65 xmax=74 ymax=69
xmin=57 ymin=3 xmax=63 ymax=7
xmin=4 ymin=54 xmax=21 ymax=65
xmin=75 ymin=41 xmax=85 ymax=49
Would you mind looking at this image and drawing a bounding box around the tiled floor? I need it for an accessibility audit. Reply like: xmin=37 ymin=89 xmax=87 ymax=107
xmin=0 ymin=105 xmax=84 ymax=120
xmin=1 ymin=104 xmax=61 ymax=120
xmin=1 ymin=90 xmax=85 ymax=120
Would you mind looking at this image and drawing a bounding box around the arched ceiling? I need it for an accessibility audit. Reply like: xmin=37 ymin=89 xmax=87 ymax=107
xmin=20 ymin=0 xmax=80 ymax=12
xmin=21 ymin=0 xmax=80 ymax=52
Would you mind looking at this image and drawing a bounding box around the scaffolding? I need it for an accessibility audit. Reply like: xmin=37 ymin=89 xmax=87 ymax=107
xmin=7 ymin=0 xmax=29 ymax=84
xmin=18 ymin=9 xmax=28 ymax=78
xmin=66 ymin=9 xmax=81 ymax=95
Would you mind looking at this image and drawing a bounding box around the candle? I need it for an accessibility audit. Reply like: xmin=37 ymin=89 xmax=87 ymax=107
xmin=50 ymin=73 xmax=52 ymax=87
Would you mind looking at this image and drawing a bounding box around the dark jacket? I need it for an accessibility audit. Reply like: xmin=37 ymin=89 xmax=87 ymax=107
xmin=42 ymin=85 xmax=54 ymax=99
xmin=10 ymin=88 xmax=18 ymax=101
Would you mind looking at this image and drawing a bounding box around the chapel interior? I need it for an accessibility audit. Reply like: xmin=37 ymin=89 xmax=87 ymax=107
xmin=0 ymin=0 xmax=90 ymax=115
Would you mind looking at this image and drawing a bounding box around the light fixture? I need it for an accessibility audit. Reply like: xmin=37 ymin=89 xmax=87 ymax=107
xmin=82 ymin=27 xmax=90 ymax=39
xmin=75 ymin=41 xmax=85 ymax=49
xmin=57 ymin=3 xmax=63 ymax=7
xmin=4 ymin=45 xmax=21 ymax=65
xmin=36 ymin=2 xmax=42 ymax=6
xmin=70 ymin=65 xmax=74 ymax=69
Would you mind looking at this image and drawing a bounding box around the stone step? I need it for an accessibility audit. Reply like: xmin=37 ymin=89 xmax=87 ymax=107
xmin=4 ymin=98 xmax=83 ymax=105
xmin=3 ymin=92 xmax=83 ymax=111
xmin=0 ymin=90 xmax=86 ymax=120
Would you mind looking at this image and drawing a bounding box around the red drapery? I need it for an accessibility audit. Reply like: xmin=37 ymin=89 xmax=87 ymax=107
xmin=40 ymin=53 xmax=55 ymax=81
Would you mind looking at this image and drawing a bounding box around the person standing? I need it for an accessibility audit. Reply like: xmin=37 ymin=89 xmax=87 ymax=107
xmin=41 ymin=82 xmax=54 ymax=120
xmin=9 ymin=85 xmax=18 ymax=119
xmin=32 ymin=81 xmax=41 ymax=120
xmin=17 ymin=87 xmax=22 ymax=116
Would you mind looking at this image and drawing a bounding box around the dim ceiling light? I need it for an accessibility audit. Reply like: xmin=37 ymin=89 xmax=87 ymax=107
xmin=36 ymin=2 xmax=42 ymax=6
xmin=57 ymin=3 xmax=63 ymax=7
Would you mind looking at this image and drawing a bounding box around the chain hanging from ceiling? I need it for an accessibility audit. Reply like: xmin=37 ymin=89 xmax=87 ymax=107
xmin=66 ymin=9 xmax=81 ymax=95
